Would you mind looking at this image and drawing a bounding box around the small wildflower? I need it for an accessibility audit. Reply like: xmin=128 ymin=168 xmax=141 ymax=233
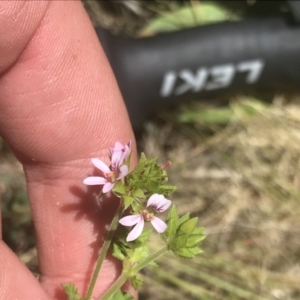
xmin=119 ymin=194 xmax=171 ymax=242
xmin=109 ymin=141 xmax=132 ymax=164
xmin=84 ymin=142 xmax=131 ymax=193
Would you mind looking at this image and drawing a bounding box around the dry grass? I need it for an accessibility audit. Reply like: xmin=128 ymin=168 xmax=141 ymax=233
xmin=140 ymin=99 xmax=300 ymax=299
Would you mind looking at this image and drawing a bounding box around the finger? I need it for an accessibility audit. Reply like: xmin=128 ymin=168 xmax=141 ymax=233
xmin=0 ymin=3 xmax=51 ymax=299
xmin=0 ymin=241 xmax=51 ymax=300
xmin=0 ymin=1 xmax=49 ymax=75
xmin=0 ymin=1 xmax=136 ymax=299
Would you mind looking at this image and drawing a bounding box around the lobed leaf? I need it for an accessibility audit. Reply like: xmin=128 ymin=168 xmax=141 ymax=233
xmin=109 ymin=290 xmax=135 ymax=300
xmin=123 ymin=195 xmax=135 ymax=209
xmin=162 ymin=206 xmax=206 ymax=259
xmin=131 ymin=274 xmax=144 ymax=290
xmin=62 ymin=283 xmax=83 ymax=300
xmin=113 ymin=181 xmax=126 ymax=196
xmin=178 ymin=217 xmax=198 ymax=234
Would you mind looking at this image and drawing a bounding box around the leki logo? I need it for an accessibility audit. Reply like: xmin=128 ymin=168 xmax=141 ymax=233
xmin=160 ymin=59 xmax=264 ymax=97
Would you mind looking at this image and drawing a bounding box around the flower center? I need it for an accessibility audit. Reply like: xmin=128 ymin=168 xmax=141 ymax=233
xmin=141 ymin=209 xmax=155 ymax=222
xmin=105 ymin=171 xmax=116 ymax=183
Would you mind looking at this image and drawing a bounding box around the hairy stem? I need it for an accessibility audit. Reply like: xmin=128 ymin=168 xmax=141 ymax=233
xmin=85 ymin=203 xmax=124 ymax=300
xmin=132 ymin=246 xmax=167 ymax=274
xmin=100 ymin=246 xmax=168 ymax=300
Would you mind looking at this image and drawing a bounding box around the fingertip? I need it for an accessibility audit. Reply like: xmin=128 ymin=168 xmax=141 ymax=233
xmin=0 ymin=1 xmax=49 ymax=75
xmin=0 ymin=241 xmax=50 ymax=300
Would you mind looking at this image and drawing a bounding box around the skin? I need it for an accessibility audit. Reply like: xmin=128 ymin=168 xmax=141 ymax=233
xmin=0 ymin=1 xmax=136 ymax=299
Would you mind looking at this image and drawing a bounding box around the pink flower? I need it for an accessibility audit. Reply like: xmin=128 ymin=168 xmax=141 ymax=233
xmin=84 ymin=142 xmax=131 ymax=193
xmin=109 ymin=141 xmax=132 ymax=165
xmin=83 ymin=157 xmax=128 ymax=193
xmin=119 ymin=194 xmax=171 ymax=242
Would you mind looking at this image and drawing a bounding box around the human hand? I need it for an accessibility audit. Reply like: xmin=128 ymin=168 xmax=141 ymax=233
xmin=0 ymin=1 xmax=136 ymax=299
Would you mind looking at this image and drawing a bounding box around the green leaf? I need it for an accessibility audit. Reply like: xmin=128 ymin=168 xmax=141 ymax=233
xmin=113 ymin=181 xmax=126 ymax=196
xmin=176 ymin=248 xmax=197 ymax=259
xmin=132 ymin=188 xmax=145 ymax=198
xmin=131 ymin=274 xmax=144 ymax=290
xmin=109 ymin=290 xmax=135 ymax=300
xmin=169 ymin=205 xmax=179 ymax=223
xmin=112 ymin=241 xmax=126 ymax=261
xmin=139 ymin=152 xmax=147 ymax=164
xmin=112 ymin=230 xmax=152 ymax=276
xmin=178 ymin=213 xmax=190 ymax=226
xmin=178 ymin=217 xmax=198 ymax=234
xmin=128 ymin=230 xmax=152 ymax=265
xmin=125 ymin=153 xmax=176 ymax=199
xmin=143 ymin=166 xmax=151 ymax=176
xmin=148 ymin=260 xmax=158 ymax=268
xmin=192 ymin=227 xmax=205 ymax=235
xmin=186 ymin=234 xmax=206 ymax=248
xmin=130 ymin=245 xmax=149 ymax=264
xmin=162 ymin=206 xmax=206 ymax=259
xmin=123 ymin=195 xmax=134 ymax=209
xmin=130 ymin=200 xmax=142 ymax=212
xmin=136 ymin=229 xmax=152 ymax=244
xmin=173 ymin=234 xmax=188 ymax=249
xmin=163 ymin=206 xmax=179 ymax=243
xmin=189 ymin=247 xmax=203 ymax=256
xmin=62 ymin=283 xmax=83 ymax=300
xmin=159 ymin=184 xmax=177 ymax=193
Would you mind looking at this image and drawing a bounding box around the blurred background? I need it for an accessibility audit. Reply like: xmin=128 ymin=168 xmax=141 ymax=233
xmin=2 ymin=1 xmax=300 ymax=299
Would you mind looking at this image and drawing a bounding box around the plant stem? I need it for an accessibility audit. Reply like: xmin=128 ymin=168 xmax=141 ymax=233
xmin=100 ymin=272 xmax=127 ymax=300
xmin=85 ymin=203 xmax=124 ymax=300
xmin=100 ymin=246 xmax=168 ymax=300
xmin=132 ymin=245 xmax=167 ymax=273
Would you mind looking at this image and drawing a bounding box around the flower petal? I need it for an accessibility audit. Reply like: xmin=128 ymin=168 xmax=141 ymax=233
xmin=114 ymin=141 xmax=124 ymax=150
xmin=91 ymin=158 xmax=110 ymax=173
xmin=123 ymin=141 xmax=132 ymax=160
xmin=147 ymin=194 xmax=171 ymax=212
xmin=126 ymin=218 xmax=145 ymax=242
xmin=109 ymin=141 xmax=131 ymax=162
xmin=117 ymin=165 xmax=128 ymax=180
xmin=147 ymin=194 xmax=164 ymax=206
xmin=157 ymin=199 xmax=172 ymax=212
xmin=119 ymin=214 xmax=142 ymax=226
xmin=109 ymin=142 xmax=124 ymax=156
xmin=102 ymin=182 xmax=114 ymax=193
xmin=83 ymin=176 xmax=107 ymax=185
xmin=111 ymin=150 xmax=124 ymax=168
xmin=150 ymin=217 xmax=167 ymax=233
